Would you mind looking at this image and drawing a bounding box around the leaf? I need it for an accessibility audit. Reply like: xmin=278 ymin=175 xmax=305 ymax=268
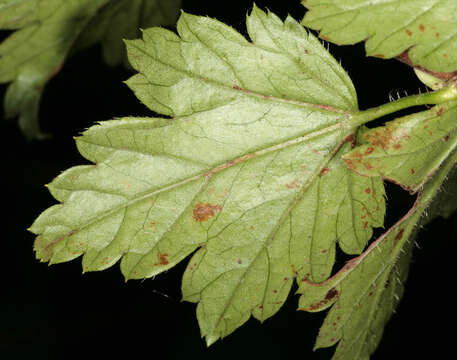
xmin=0 ymin=0 xmax=181 ymax=139
xmin=342 ymin=100 xmax=457 ymax=192
xmin=301 ymin=0 xmax=457 ymax=73
xmin=414 ymin=68 xmax=446 ymax=90
xmin=29 ymin=7 xmax=386 ymax=345
xmin=74 ymin=0 xmax=181 ymax=67
xmin=0 ymin=0 xmax=109 ymax=139
xmin=297 ymin=143 xmax=457 ymax=360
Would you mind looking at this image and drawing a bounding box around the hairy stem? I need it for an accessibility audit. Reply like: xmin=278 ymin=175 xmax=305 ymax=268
xmin=350 ymin=83 xmax=457 ymax=127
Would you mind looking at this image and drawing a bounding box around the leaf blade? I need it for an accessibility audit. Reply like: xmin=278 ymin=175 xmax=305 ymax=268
xmin=301 ymin=0 xmax=457 ymax=73
xmin=30 ymin=7 xmax=386 ymax=345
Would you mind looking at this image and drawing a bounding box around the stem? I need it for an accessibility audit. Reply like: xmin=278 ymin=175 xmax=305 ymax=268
xmin=350 ymin=83 xmax=457 ymax=127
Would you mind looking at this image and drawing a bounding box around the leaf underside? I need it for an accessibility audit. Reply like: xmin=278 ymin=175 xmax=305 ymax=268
xmin=298 ymin=144 xmax=457 ymax=360
xmin=0 ymin=0 xmax=181 ymax=139
xmin=344 ymin=100 xmax=457 ymax=193
xmin=301 ymin=0 xmax=457 ymax=73
xmin=29 ymin=6 xmax=388 ymax=347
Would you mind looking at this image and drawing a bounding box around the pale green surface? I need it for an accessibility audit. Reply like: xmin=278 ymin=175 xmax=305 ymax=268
xmin=298 ymin=145 xmax=457 ymax=360
xmin=414 ymin=68 xmax=446 ymax=90
xmin=343 ymin=100 xmax=457 ymax=192
xmin=301 ymin=0 xmax=457 ymax=72
xmin=75 ymin=0 xmax=181 ymax=67
xmin=0 ymin=0 xmax=181 ymax=138
xmin=30 ymin=7 xmax=388 ymax=345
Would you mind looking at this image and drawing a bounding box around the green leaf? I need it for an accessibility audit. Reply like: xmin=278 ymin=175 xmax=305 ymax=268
xmin=0 ymin=0 xmax=181 ymax=139
xmin=0 ymin=0 xmax=109 ymax=138
xmin=297 ymin=144 xmax=457 ymax=360
xmin=29 ymin=7 xmax=386 ymax=345
xmin=342 ymin=101 xmax=457 ymax=192
xmin=301 ymin=0 xmax=457 ymax=72
xmin=75 ymin=0 xmax=181 ymax=67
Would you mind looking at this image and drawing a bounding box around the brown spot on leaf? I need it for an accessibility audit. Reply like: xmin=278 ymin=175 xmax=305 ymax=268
xmin=419 ymin=24 xmax=425 ymax=32
xmin=436 ymin=32 xmax=440 ymax=38
xmin=393 ymin=143 xmax=402 ymax=150
xmin=444 ymin=135 xmax=450 ymax=142
xmin=193 ymin=202 xmax=222 ymax=222
xmin=363 ymin=221 xmax=368 ymax=229
xmin=374 ymin=54 xmax=385 ymax=58
xmin=410 ymin=168 xmax=416 ymax=174
xmin=437 ymin=108 xmax=445 ymax=116
xmin=384 ymin=279 xmax=391 ymax=289
xmin=233 ymin=85 xmax=242 ymax=90
xmin=364 ymin=147 xmax=375 ymax=155
xmin=158 ymin=253 xmax=169 ymax=265
xmin=394 ymin=229 xmax=404 ymax=245
xmin=405 ymin=29 xmax=412 ymax=36
xmin=285 ymin=178 xmax=300 ymax=189
xmin=325 ymin=288 xmax=339 ymax=301
xmin=365 ymin=188 xmax=371 ymax=194
xmin=320 ymin=167 xmax=330 ymax=176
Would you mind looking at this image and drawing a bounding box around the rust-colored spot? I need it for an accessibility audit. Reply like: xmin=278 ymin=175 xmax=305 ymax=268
xmin=325 ymin=288 xmax=339 ymax=301
xmin=410 ymin=168 xmax=415 ymax=174
xmin=405 ymin=29 xmax=412 ymax=36
xmin=436 ymin=32 xmax=440 ymax=38
xmin=443 ymin=53 xmax=448 ymax=58
xmin=363 ymin=162 xmax=374 ymax=171
xmin=363 ymin=221 xmax=368 ymax=229
xmin=364 ymin=147 xmax=374 ymax=155
xmin=263 ymin=95 xmax=271 ymax=99
xmin=285 ymin=178 xmax=300 ymax=189
xmin=250 ymin=225 xmax=254 ymax=230
xmin=394 ymin=229 xmax=404 ymax=244
xmin=374 ymin=53 xmax=385 ymax=58
xmin=158 ymin=253 xmax=169 ymax=265
xmin=444 ymin=135 xmax=450 ymax=142
xmin=419 ymin=24 xmax=425 ymax=32
xmin=321 ymin=249 xmax=327 ymax=254
xmin=428 ymin=130 xmax=433 ymax=136
xmin=233 ymin=85 xmax=242 ymax=90
xmin=365 ymin=188 xmax=371 ymax=194
xmin=437 ymin=107 xmax=445 ymax=116
xmin=193 ymin=202 xmax=222 ymax=222
xmin=320 ymin=167 xmax=330 ymax=176
xmin=393 ymin=143 xmax=402 ymax=150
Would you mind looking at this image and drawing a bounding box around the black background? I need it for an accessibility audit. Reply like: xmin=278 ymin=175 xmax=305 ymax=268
xmin=2 ymin=1 xmax=456 ymax=359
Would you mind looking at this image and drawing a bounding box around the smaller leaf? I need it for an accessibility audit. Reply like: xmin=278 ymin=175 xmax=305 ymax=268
xmin=343 ymin=101 xmax=457 ymax=192
xmin=0 ymin=0 xmax=109 ymax=138
xmin=298 ymin=144 xmax=457 ymax=360
xmin=301 ymin=0 xmax=457 ymax=73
